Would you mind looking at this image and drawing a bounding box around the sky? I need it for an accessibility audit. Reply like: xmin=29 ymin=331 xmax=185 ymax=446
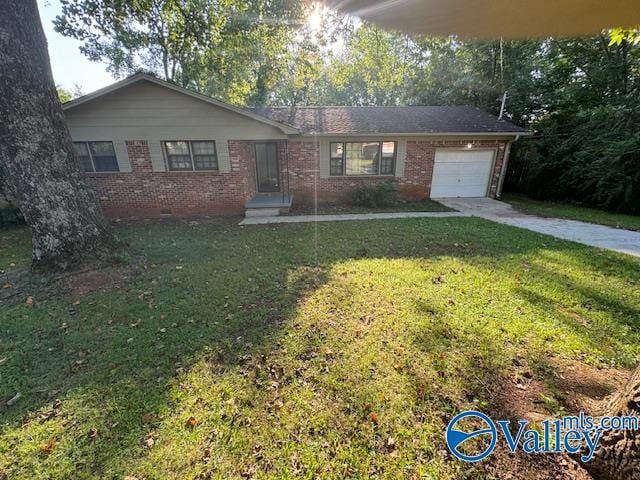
xmin=38 ymin=0 xmax=115 ymax=95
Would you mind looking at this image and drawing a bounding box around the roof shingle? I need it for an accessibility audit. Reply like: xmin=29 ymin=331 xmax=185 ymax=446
xmin=252 ymin=106 xmax=527 ymax=135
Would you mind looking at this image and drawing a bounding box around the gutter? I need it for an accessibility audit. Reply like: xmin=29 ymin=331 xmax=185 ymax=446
xmin=295 ymin=132 xmax=531 ymax=138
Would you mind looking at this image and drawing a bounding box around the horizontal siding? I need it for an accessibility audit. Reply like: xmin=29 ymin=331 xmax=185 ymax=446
xmin=65 ymin=81 xmax=287 ymax=172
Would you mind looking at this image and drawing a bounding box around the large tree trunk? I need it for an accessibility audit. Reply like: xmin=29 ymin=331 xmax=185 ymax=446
xmin=0 ymin=0 xmax=116 ymax=272
xmin=577 ymin=364 xmax=640 ymax=479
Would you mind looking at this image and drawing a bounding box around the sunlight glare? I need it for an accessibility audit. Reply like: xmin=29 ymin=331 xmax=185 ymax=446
xmin=307 ymin=3 xmax=323 ymax=32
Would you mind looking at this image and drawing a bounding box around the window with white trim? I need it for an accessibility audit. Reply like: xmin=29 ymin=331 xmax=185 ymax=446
xmin=329 ymin=141 xmax=396 ymax=176
xmin=73 ymin=141 xmax=120 ymax=172
xmin=163 ymin=140 xmax=218 ymax=171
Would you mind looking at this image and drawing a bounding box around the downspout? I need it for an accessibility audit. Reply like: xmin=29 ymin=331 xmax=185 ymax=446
xmin=497 ymin=135 xmax=518 ymax=198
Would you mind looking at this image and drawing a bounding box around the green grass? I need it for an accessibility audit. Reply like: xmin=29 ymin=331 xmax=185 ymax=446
xmin=0 ymin=225 xmax=31 ymax=270
xmin=502 ymin=193 xmax=640 ymax=231
xmin=1 ymin=218 xmax=639 ymax=479
xmin=290 ymin=198 xmax=452 ymax=215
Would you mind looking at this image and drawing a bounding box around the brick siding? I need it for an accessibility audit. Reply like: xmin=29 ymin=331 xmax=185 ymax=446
xmin=87 ymin=138 xmax=508 ymax=218
xmin=86 ymin=140 xmax=253 ymax=218
xmin=287 ymin=138 xmax=507 ymax=205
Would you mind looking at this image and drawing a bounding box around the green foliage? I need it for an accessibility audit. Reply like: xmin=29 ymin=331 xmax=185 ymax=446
xmin=348 ymin=181 xmax=400 ymax=208
xmin=609 ymin=28 xmax=640 ymax=46
xmin=55 ymin=0 xmax=303 ymax=105
xmin=56 ymin=86 xmax=72 ymax=103
xmin=506 ymin=35 xmax=640 ymax=213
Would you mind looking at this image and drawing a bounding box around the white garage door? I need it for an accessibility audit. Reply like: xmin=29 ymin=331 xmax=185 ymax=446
xmin=430 ymin=150 xmax=495 ymax=198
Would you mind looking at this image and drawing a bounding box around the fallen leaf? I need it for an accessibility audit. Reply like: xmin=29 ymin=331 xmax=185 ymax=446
xmin=88 ymin=427 xmax=98 ymax=439
xmin=40 ymin=438 xmax=56 ymax=454
xmin=25 ymin=296 xmax=34 ymax=308
xmin=186 ymin=416 xmax=198 ymax=427
xmin=369 ymin=412 xmax=378 ymax=424
xmin=144 ymin=436 xmax=155 ymax=448
xmin=2 ymin=283 xmax=11 ymax=289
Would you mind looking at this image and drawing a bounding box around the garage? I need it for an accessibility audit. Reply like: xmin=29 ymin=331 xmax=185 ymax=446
xmin=430 ymin=149 xmax=495 ymax=198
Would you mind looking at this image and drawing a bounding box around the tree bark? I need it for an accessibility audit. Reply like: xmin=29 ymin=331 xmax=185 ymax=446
xmin=0 ymin=0 xmax=116 ymax=272
xmin=577 ymin=364 xmax=640 ymax=480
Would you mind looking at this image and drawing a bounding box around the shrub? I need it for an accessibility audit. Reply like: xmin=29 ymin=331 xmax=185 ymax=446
xmin=348 ymin=181 xmax=400 ymax=208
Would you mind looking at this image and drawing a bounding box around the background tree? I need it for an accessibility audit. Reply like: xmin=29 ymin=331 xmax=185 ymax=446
xmin=0 ymin=0 xmax=115 ymax=272
xmin=507 ymin=34 xmax=640 ymax=213
xmin=323 ymin=25 xmax=413 ymax=105
xmin=55 ymin=0 xmax=303 ymax=105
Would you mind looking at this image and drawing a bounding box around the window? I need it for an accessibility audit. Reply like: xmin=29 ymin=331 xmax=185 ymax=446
xmin=191 ymin=141 xmax=218 ymax=170
xmin=380 ymin=141 xmax=396 ymax=175
xmin=164 ymin=141 xmax=192 ymax=171
xmin=329 ymin=141 xmax=396 ymax=176
xmin=163 ymin=140 xmax=218 ymax=171
xmin=73 ymin=141 xmax=119 ymax=172
xmin=330 ymin=142 xmax=344 ymax=176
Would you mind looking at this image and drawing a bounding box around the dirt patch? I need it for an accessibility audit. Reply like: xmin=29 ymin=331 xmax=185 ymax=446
xmin=479 ymin=358 xmax=632 ymax=479
xmin=0 ymin=260 xmax=141 ymax=305
xmin=62 ymin=263 xmax=137 ymax=295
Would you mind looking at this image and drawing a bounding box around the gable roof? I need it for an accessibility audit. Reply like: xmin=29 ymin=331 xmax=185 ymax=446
xmin=62 ymin=73 xmax=300 ymax=135
xmin=63 ymin=74 xmax=528 ymax=137
xmin=252 ymin=106 xmax=528 ymax=136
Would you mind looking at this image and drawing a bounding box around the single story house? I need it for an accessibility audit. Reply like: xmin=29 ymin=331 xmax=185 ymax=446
xmin=62 ymin=73 xmax=529 ymax=218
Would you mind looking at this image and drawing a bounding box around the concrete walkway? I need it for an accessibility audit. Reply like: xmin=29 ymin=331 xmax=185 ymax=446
xmin=436 ymin=197 xmax=640 ymax=257
xmin=239 ymin=210 xmax=467 ymax=225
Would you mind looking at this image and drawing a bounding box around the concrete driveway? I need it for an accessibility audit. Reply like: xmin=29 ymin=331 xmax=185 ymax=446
xmin=436 ymin=197 xmax=640 ymax=257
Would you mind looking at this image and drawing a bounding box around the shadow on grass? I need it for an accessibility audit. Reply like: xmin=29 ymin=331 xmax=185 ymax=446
xmin=1 ymin=217 xmax=639 ymax=478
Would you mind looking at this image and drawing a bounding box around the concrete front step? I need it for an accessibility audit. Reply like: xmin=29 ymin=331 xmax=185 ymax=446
xmin=245 ymin=194 xmax=293 ymax=209
xmin=245 ymin=207 xmax=282 ymax=217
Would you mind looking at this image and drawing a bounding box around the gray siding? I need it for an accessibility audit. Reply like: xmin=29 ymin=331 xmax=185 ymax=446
xmin=65 ymin=80 xmax=288 ymax=173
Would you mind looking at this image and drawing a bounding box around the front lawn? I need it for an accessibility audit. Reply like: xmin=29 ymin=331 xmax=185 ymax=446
xmin=502 ymin=192 xmax=640 ymax=231
xmin=1 ymin=218 xmax=639 ymax=479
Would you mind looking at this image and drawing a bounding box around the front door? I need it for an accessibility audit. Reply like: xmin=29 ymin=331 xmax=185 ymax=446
xmin=255 ymin=142 xmax=280 ymax=192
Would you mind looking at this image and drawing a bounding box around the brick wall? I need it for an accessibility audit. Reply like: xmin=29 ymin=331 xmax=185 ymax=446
xmin=87 ymin=138 xmax=508 ymax=218
xmin=286 ymin=138 xmax=508 ymax=205
xmin=87 ymin=140 xmax=254 ymax=218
